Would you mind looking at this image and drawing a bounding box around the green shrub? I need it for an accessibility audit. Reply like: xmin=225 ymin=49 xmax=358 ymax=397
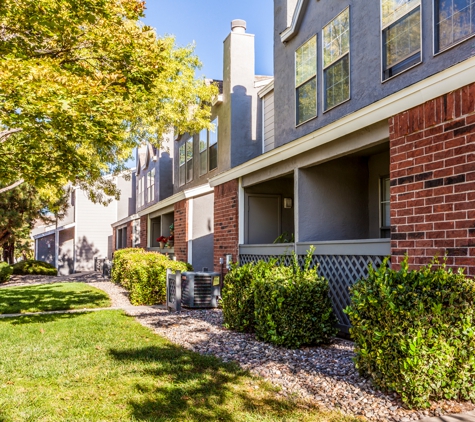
xmin=111 ymin=249 xmax=191 ymax=305
xmin=12 ymin=260 xmax=57 ymax=276
xmin=346 ymin=257 xmax=475 ymax=408
xmin=111 ymin=248 xmax=145 ymax=287
xmin=0 ymin=262 xmax=13 ymax=283
xmin=222 ymin=260 xmax=272 ymax=332
xmin=253 ymin=249 xmax=338 ymax=349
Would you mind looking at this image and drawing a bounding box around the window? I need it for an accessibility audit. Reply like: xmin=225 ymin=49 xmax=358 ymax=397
xmin=199 ymin=128 xmax=208 ymax=176
xmin=137 ymin=176 xmax=144 ymax=208
xmin=179 ymin=144 xmax=185 ymax=186
xmin=380 ymin=177 xmax=391 ymax=238
xmin=295 ymin=36 xmax=317 ymax=125
xmin=186 ymin=138 xmax=193 ymax=183
xmin=381 ymin=0 xmax=421 ymax=80
xmin=147 ymin=168 xmax=155 ymax=203
xmin=209 ymin=118 xmax=218 ymax=171
xmin=323 ymin=8 xmax=350 ymax=111
xmin=435 ymin=0 xmax=475 ymax=52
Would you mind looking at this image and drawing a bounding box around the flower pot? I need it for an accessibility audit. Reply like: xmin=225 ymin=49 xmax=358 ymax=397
xmin=159 ymin=242 xmax=165 ymax=249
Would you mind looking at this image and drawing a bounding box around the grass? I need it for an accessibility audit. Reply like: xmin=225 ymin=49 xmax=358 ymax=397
xmin=0 ymin=283 xmax=111 ymax=314
xmin=0 ymin=310 xmax=358 ymax=422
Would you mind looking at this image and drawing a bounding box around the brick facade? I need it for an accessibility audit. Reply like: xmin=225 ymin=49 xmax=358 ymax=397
xmin=214 ymin=179 xmax=239 ymax=273
xmin=174 ymin=199 xmax=189 ymax=263
xmin=126 ymin=221 xmax=134 ymax=248
xmin=139 ymin=215 xmax=147 ymax=249
xmin=389 ymin=82 xmax=475 ymax=276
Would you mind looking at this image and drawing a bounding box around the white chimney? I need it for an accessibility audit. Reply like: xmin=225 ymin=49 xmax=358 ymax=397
xmin=231 ymin=19 xmax=247 ymax=34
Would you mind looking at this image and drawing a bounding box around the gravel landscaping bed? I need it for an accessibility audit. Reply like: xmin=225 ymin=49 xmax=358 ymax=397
xmin=3 ymin=273 xmax=474 ymax=421
xmin=124 ymin=306 xmax=475 ymax=422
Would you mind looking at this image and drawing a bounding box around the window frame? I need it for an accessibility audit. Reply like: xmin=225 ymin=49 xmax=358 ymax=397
xmin=137 ymin=176 xmax=144 ymax=208
xmin=381 ymin=0 xmax=422 ymax=82
xmin=147 ymin=168 xmax=155 ymax=203
xmin=295 ymin=35 xmax=318 ymax=126
xmin=380 ymin=176 xmax=391 ymax=238
xmin=199 ymin=128 xmax=208 ymax=176
xmin=178 ymin=144 xmax=186 ymax=187
xmin=433 ymin=0 xmax=475 ymax=55
xmin=186 ymin=138 xmax=193 ymax=183
xmin=208 ymin=118 xmax=218 ymax=172
xmin=322 ymin=7 xmax=351 ymax=112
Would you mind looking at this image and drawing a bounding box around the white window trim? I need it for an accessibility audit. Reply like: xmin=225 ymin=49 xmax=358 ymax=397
xmin=380 ymin=1 xmax=423 ymax=82
xmin=322 ymin=6 xmax=351 ymax=112
xmin=295 ymin=34 xmax=318 ymax=126
xmin=432 ymin=0 xmax=475 ymax=55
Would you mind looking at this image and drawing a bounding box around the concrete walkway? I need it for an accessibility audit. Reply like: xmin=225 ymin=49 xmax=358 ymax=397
xmin=420 ymin=411 xmax=475 ymax=422
xmin=0 ymin=304 xmax=166 ymax=319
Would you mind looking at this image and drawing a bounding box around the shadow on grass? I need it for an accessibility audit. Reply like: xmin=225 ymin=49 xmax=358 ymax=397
xmin=6 ymin=311 xmax=93 ymax=325
xmin=0 ymin=283 xmax=109 ymax=314
xmin=109 ymin=344 xmax=310 ymax=421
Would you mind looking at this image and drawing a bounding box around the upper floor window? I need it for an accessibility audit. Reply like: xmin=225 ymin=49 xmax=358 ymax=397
xmin=186 ymin=138 xmax=193 ymax=183
xmin=209 ymin=118 xmax=218 ymax=171
xmin=137 ymin=176 xmax=144 ymax=208
xmin=199 ymin=128 xmax=208 ymax=176
xmin=295 ymin=36 xmax=317 ymax=125
xmin=147 ymin=168 xmax=155 ymax=203
xmin=381 ymin=0 xmax=421 ymax=80
xmin=323 ymin=8 xmax=350 ymax=111
xmin=179 ymin=144 xmax=186 ymax=186
xmin=435 ymin=0 xmax=475 ymax=52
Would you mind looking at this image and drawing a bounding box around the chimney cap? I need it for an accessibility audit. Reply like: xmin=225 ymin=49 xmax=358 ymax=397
xmin=231 ymin=19 xmax=246 ymax=33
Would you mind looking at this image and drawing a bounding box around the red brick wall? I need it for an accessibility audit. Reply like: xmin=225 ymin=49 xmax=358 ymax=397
xmin=389 ymin=82 xmax=475 ymax=276
xmin=126 ymin=221 xmax=134 ymax=248
xmin=139 ymin=215 xmax=147 ymax=249
xmin=214 ymin=179 xmax=239 ymax=273
xmin=174 ymin=199 xmax=188 ymax=263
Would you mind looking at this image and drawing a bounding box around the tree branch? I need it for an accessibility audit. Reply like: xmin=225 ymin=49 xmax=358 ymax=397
xmin=0 ymin=179 xmax=24 ymax=194
xmin=0 ymin=128 xmax=22 ymax=143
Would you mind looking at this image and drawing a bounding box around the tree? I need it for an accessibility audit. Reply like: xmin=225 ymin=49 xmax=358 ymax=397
xmin=0 ymin=0 xmax=217 ymax=197
xmin=0 ymin=184 xmax=68 ymax=264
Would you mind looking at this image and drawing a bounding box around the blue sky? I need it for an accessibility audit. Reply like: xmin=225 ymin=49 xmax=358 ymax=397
xmin=142 ymin=0 xmax=274 ymax=80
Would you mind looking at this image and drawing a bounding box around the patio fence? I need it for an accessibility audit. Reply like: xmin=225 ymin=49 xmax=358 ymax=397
xmin=239 ymin=240 xmax=390 ymax=333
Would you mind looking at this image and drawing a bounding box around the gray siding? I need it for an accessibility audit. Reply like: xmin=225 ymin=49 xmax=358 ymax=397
xmin=263 ymin=91 xmax=275 ymax=152
xmin=75 ymin=189 xmax=116 ymax=271
xmin=298 ymin=157 xmax=370 ymax=242
xmin=191 ymin=193 xmax=214 ymax=271
xmin=274 ymin=0 xmax=475 ymax=147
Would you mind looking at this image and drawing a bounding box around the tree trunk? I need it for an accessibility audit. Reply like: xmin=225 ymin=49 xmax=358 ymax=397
xmin=2 ymin=241 xmax=15 ymax=264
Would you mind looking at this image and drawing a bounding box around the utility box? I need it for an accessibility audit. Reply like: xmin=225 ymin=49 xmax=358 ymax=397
xmin=181 ymin=272 xmax=221 ymax=308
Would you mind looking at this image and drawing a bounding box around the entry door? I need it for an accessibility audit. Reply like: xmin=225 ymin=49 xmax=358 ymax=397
xmin=247 ymin=195 xmax=281 ymax=244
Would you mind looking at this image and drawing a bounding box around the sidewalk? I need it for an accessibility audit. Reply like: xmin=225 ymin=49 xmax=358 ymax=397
xmin=0 ymin=304 xmax=166 ymax=319
xmin=420 ymin=411 xmax=475 ymax=422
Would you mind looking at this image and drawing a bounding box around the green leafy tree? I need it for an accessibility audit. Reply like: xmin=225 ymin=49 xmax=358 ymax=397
xmin=0 ymin=0 xmax=216 ymax=197
xmin=0 ymin=184 xmax=68 ymax=264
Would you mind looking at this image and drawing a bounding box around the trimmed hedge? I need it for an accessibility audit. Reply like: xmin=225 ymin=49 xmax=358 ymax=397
xmin=222 ymin=249 xmax=338 ymax=349
xmin=0 ymin=262 xmax=13 ymax=283
xmin=346 ymin=257 xmax=475 ymax=408
xmin=253 ymin=252 xmax=338 ymax=348
xmin=222 ymin=260 xmax=270 ymax=332
xmin=12 ymin=260 xmax=57 ymax=276
xmin=111 ymin=248 xmax=191 ymax=305
xmin=111 ymin=248 xmax=145 ymax=289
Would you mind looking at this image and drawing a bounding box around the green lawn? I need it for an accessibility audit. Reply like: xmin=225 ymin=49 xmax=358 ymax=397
xmin=0 ymin=283 xmax=111 ymax=314
xmin=0 ymin=310 xmax=357 ymax=422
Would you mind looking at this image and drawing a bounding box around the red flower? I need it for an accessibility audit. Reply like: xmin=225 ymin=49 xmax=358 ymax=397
xmin=156 ymin=236 xmax=167 ymax=242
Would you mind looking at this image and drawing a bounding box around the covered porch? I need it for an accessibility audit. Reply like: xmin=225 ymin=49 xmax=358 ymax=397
xmin=239 ymin=141 xmax=390 ymax=332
